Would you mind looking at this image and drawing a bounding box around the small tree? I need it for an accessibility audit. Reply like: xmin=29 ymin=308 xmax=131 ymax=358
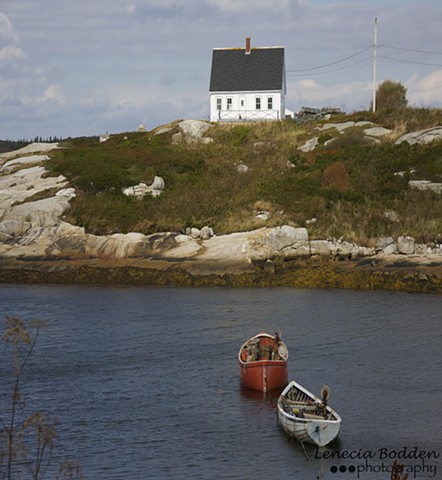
xmin=374 ymin=80 xmax=408 ymax=111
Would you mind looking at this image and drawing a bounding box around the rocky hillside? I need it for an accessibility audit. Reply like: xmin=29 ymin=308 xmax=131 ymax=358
xmin=1 ymin=113 xmax=442 ymax=292
xmin=44 ymin=114 xmax=442 ymax=242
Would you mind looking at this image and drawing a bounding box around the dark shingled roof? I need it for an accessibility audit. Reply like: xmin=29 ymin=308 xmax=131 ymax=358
xmin=209 ymin=47 xmax=285 ymax=92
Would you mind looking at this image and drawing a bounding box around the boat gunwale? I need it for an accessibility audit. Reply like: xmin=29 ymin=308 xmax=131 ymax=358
xmin=277 ymin=380 xmax=342 ymax=424
xmin=238 ymin=332 xmax=289 ymax=365
xmin=240 ymin=358 xmax=287 ymax=367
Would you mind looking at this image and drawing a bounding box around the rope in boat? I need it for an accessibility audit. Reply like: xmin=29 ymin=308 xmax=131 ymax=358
xmin=299 ymin=439 xmax=311 ymax=462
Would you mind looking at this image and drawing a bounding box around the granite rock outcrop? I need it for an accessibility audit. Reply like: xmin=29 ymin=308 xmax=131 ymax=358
xmin=1 ymin=139 xmax=441 ymax=277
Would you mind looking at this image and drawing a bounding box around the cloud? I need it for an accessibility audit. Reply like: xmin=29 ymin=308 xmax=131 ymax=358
xmin=0 ymin=12 xmax=19 ymax=43
xmin=128 ymin=0 xmax=216 ymax=21
xmin=298 ymin=79 xmax=320 ymax=88
xmin=40 ymin=83 xmax=66 ymax=106
xmin=0 ymin=45 xmax=25 ymax=63
xmin=208 ymin=0 xmax=292 ymax=13
xmin=407 ymin=70 xmax=442 ymax=107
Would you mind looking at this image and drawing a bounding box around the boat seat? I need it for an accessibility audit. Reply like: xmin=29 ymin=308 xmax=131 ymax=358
xmin=303 ymin=412 xmax=325 ymax=420
xmin=297 ymin=405 xmax=317 ymax=411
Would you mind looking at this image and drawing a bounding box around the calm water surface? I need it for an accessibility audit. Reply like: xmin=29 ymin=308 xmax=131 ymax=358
xmin=0 ymin=285 xmax=441 ymax=480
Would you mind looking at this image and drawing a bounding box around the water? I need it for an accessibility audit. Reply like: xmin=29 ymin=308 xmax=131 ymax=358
xmin=0 ymin=285 xmax=441 ymax=479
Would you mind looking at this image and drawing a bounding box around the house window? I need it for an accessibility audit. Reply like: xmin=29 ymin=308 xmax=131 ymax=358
xmin=227 ymin=97 xmax=232 ymax=110
xmin=216 ymin=98 xmax=222 ymax=110
xmin=256 ymin=97 xmax=261 ymax=110
xmin=240 ymin=99 xmax=245 ymax=107
xmin=267 ymin=97 xmax=273 ymax=110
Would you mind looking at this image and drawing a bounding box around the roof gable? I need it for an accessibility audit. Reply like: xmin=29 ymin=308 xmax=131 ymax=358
xmin=209 ymin=47 xmax=285 ymax=92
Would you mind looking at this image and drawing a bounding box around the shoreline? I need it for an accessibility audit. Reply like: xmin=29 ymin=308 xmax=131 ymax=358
xmin=1 ymin=255 xmax=441 ymax=293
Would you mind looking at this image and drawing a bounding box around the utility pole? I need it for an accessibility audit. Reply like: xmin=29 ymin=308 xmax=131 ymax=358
xmin=372 ymin=17 xmax=378 ymax=113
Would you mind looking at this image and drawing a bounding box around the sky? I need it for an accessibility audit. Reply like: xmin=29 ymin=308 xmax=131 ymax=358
xmin=1 ymin=0 xmax=442 ymax=140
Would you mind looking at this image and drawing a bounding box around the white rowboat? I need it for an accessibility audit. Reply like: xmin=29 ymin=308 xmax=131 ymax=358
xmin=277 ymin=380 xmax=341 ymax=447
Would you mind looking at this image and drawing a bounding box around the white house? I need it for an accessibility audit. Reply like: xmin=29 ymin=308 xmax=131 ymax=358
xmin=209 ymin=37 xmax=286 ymax=122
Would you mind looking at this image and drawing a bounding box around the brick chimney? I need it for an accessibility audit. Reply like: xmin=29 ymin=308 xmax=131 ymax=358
xmin=245 ymin=36 xmax=251 ymax=54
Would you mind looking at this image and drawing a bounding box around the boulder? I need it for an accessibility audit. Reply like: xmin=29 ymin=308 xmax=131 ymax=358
xmin=397 ymin=236 xmax=415 ymax=255
xmin=179 ymin=119 xmax=210 ymax=138
xmin=325 ymin=239 xmax=375 ymax=258
xmin=122 ymin=183 xmax=149 ymax=198
xmin=376 ymin=237 xmax=395 ymax=250
xmin=255 ymin=211 xmax=269 ymax=221
xmin=150 ymin=176 xmax=165 ymax=194
xmin=153 ymin=126 xmax=173 ymax=136
xmin=383 ymin=243 xmax=398 ymax=255
xmin=200 ymin=226 xmax=214 ymax=240
xmin=309 ymin=240 xmax=331 ymax=256
xmin=298 ymin=137 xmax=318 ymax=152
xmin=123 ymin=176 xmax=165 ymax=198
xmin=395 ymin=126 xmax=442 ymax=145
xmin=409 ymin=180 xmax=442 ymax=194
xmin=317 ymin=122 xmax=355 ymax=132
xmin=191 ymin=227 xmax=201 ymax=239
xmin=236 ymin=164 xmax=249 ymax=173
xmin=256 ymin=226 xmax=309 ymax=253
xmin=355 ymin=121 xmax=374 ymax=128
xmin=364 ymin=127 xmax=392 ymax=138
xmin=172 ymin=120 xmax=213 ymax=144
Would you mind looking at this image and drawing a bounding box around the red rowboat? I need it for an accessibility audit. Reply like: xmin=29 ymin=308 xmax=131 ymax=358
xmin=238 ymin=332 xmax=289 ymax=393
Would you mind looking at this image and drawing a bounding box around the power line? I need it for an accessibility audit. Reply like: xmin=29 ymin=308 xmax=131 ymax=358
xmin=286 ymin=43 xmax=442 ymax=75
xmin=378 ymin=55 xmax=442 ymax=68
xmin=296 ymin=62 xmax=370 ymax=81
xmin=286 ymin=45 xmax=373 ymax=72
xmin=379 ymin=44 xmax=442 ymax=56
xmin=286 ymin=56 xmax=372 ymax=78
xmin=285 ymin=38 xmax=442 ymax=83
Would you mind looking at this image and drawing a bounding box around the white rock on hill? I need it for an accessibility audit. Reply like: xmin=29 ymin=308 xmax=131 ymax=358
xmin=395 ymin=126 xmax=442 ymax=145
xmin=364 ymin=127 xmax=392 ymax=138
xmin=0 ymin=155 xmax=51 ymax=174
xmin=408 ymin=180 xmax=442 ymax=195
xmin=123 ymin=176 xmax=165 ymax=198
xmin=172 ymin=120 xmax=213 ymax=144
xmin=298 ymin=137 xmax=318 ymax=152
xmin=0 ymin=142 xmax=60 ymax=161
